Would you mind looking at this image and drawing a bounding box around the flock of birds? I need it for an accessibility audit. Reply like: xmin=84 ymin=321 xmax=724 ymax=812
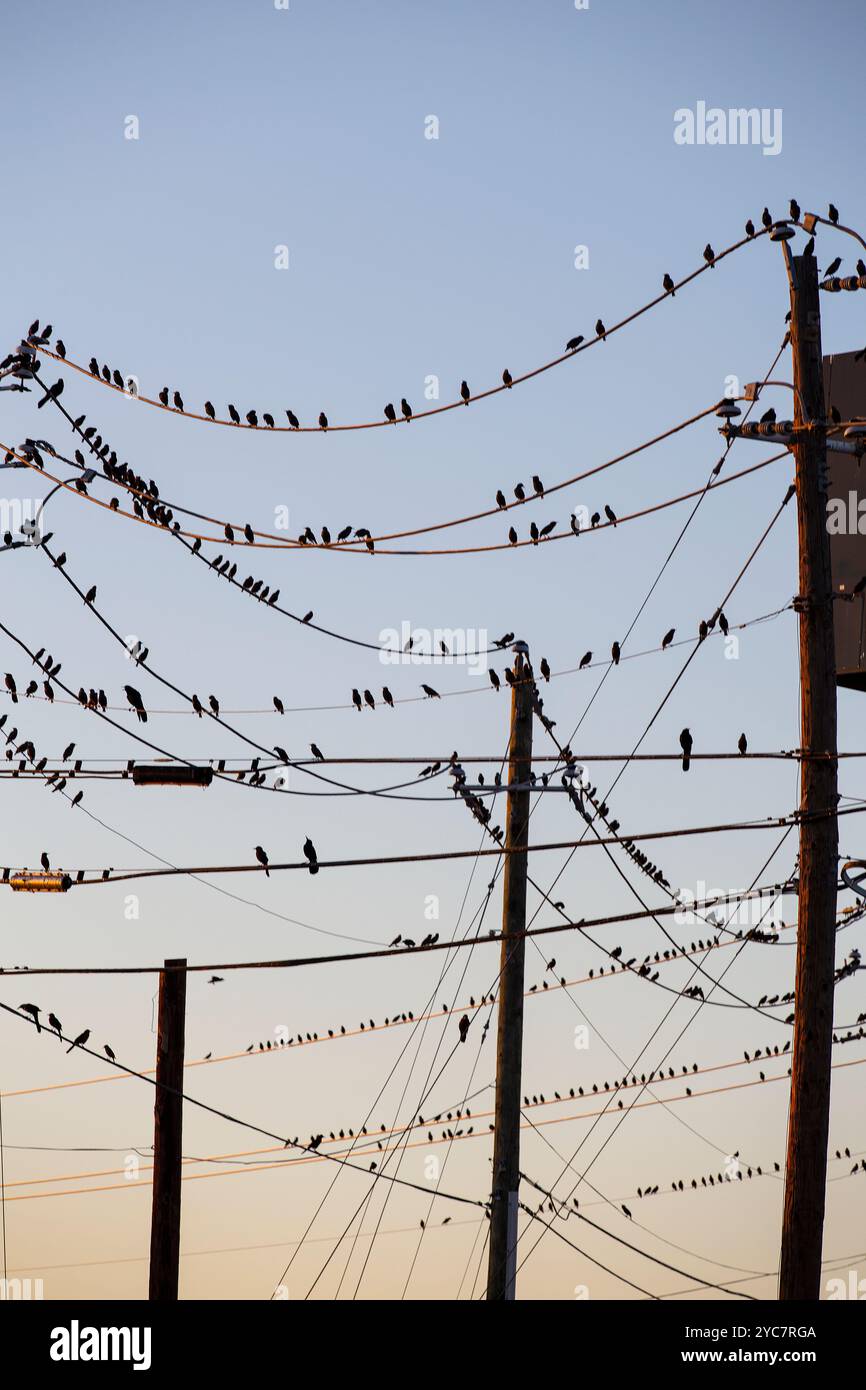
xmin=17 ymin=1003 xmax=100 ymax=1057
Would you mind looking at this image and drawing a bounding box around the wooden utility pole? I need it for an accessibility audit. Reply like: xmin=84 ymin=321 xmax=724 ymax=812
xmin=487 ymin=650 xmax=534 ymax=1300
xmin=779 ymin=253 xmax=839 ymax=1300
xmin=148 ymin=957 xmax=187 ymax=1301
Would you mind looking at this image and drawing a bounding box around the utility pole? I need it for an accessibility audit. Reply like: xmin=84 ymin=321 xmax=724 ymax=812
xmin=487 ymin=650 xmax=534 ymax=1300
xmin=779 ymin=252 xmax=839 ymax=1300
xmin=149 ymin=957 xmax=187 ymax=1301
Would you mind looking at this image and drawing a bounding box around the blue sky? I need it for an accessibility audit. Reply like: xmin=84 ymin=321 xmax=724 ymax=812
xmin=0 ymin=0 xmax=864 ymax=1300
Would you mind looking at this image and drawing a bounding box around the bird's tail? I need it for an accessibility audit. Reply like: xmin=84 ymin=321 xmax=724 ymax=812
xmin=682 ymin=754 xmax=690 ymax=772
xmin=66 ymin=1041 xmax=75 ymax=1053
xmin=309 ymin=863 xmax=319 ymax=875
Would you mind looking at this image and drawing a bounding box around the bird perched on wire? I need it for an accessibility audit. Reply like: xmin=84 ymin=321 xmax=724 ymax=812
xmin=303 ymin=837 xmax=318 ymax=875
xmin=401 ymin=398 xmax=412 ymax=422
xmin=604 ymin=504 xmax=617 ymax=526
xmin=738 ymin=733 xmax=748 ymax=755
xmin=255 ymin=845 xmax=270 ymax=877
xmin=460 ymin=380 xmax=471 ymax=404
xmin=703 ymin=244 xmax=715 ymax=267
xmin=286 ymin=409 xmax=300 ymax=429
xmin=661 ymin=628 xmax=675 ymax=650
xmin=66 ymin=1028 xmax=90 ymax=1054
xmin=595 ymin=319 xmax=606 ymax=340
xmin=37 ymin=377 xmax=63 ymax=409
xmin=579 ymin=651 xmax=592 ymax=670
xmin=679 ymin=728 xmax=693 ymax=772
xmin=318 ymin=412 xmax=328 ymax=431
xmin=611 ymin=641 xmax=620 ymax=666
xmin=48 ymin=1011 xmax=62 ymax=1038
xmin=384 ymin=402 xmax=396 ymax=424
xmin=124 ymin=685 xmax=147 ymax=723
xmin=104 ymin=1043 xmax=116 ymax=1061
xmin=662 ymin=273 xmax=675 ymax=296
xmin=20 ymin=1002 xmax=40 ymax=1032
xmin=458 ymin=1014 xmax=470 ymax=1043
xmin=311 ymin=743 xmax=324 ymax=761
xmin=829 ymin=203 xmax=839 ymax=225
xmin=382 ymin=687 xmax=394 ymax=708
xmin=173 ymin=390 xmax=184 ymax=412
xmin=502 ymin=369 xmax=512 ymax=388
xmin=824 ymin=256 xmax=842 ymax=279
xmin=566 ymin=334 xmax=584 ymax=353
xmin=421 ymin=684 xmax=440 ymax=699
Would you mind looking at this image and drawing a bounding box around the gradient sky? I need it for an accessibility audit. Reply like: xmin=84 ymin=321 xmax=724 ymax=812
xmin=0 ymin=0 xmax=864 ymax=1301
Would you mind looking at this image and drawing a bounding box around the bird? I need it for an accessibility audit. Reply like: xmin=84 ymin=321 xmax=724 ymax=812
xmin=384 ymin=402 xmax=396 ymax=424
xmin=460 ymin=380 xmax=471 ymax=405
xmin=286 ymin=410 xmax=300 ymax=429
xmin=595 ymin=319 xmax=606 ymax=340
xmin=738 ymin=732 xmax=748 ymax=755
xmin=508 ymin=527 xmax=518 ymax=545
xmin=663 ymin=273 xmax=675 ymax=295
xmin=209 ymin=695 xmax=220 ymax=716
xmin=789 ymin=198 xmax=801 ymax=222
xmin=40 ymin=852 xmax=50 ymax=871
xmin=566 ymin=335 xmax=584 ymax=352
xmin=364 ymin=689 xmax=375 ymax=710
xmin=718 ymin=612 xmax=729 ymax=636
xmin=761 ymin=207 xmax=773 ymax=230
xmin=382 ymin=687 xmax=394 ymax=708
xmin=621 ymin=1204 xmax=633 ymax=1219
xmin=458 ymin=1014 xmax=470 ymax=1043
xmin=401 ymin=398 xmax=412 ymax=422
xmin=207 ymin=975 xmax=224 ymax=985
xmin=824 ymin=256 xmax=842 ymax=278
xmin=37 ymin=378 xmax=63 ymax=409
xmin=173 ymin=390 xmax=184 ymax=412
xmin=421 ymin=684 xmax=440 ymax=699
xmin=502 ymin=369 xmax=512 ymax=388
xmin=532 ymin=475 xmax=544 ymax=497
xmin=303 ymin=837 xmax=319 ymax=874
xmin=579 ymin=651 xmax=592 ymax=670
xmin=158 ymin=387 xmax=169 ymax=406
xmin=318 ymin=412 xmax=328 ymax=431
xmin=255 ymin=845 xmax=270 ymax=876
xmin=661 ymin=627 xmax=675 ymax=650
xmin=604 ymin=504 xmax=617 ymax=526
xmin=273 ymin=696 xmax=284 ymax=715
xmin=829 ymin=203 xmax=839 ymax=225
xmin=104 ymin=1044 xmax=116 ymax=1061
xmin=311 ymin=743 xmax=324 ymax=761
xmin=20 ymin=1003 xmax=40 ymax=1031
xmin=540 ymin=658 xmax=550 ymax=682
xmin=611 ymin=641 xmax=620 ymax=666
xmin=5 ymin=673 xmax=18 ymax=703
xmin=66 ymin=1028 xmax=90 ymax=1054
xmin=760 ymin=407 xmax=776 ymax=424
xmin=703 ymin=243 xmax=715 ymax=267
xmin=48 ymin=1012 xmax=62 ymax=1038
xmin=679 ymin=728 xmax=693 ymax=772
xmin=352 ymin=688 xmax=363 ymax=712
xmin=204 ymin=401 xmax=215 ymax=419
xmin=857 ymin=260 xmax=866 ymax=278
xmin=124 ymin=685 xmax=147 ymax=723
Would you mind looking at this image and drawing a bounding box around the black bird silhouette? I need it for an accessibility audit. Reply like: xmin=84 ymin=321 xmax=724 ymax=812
xmin=20 ymin=1003 xmax=40 ymax=1031
xmin=104 ymin=1044 xmax=116 ymax=1061
xmin=41 ymin=852 xmax=50 ymax=871
xmin=227 ymin=404 xmax=240 ymax=424
xmin=532 ymin=475 xmax=544 ymax=497
xmin=738 ymin=732 xmax=747 ymax=755
xmin=66 ymin=1028 xmax=90 ymax=1054
xmin=611 ymin=641 xmax=620 ymax=666
xmin=502 ymin=369 xmax=512 ymax=387
xmin=401 ymin=398 xmax=412 ymax=422
xmin=595 ymin=319 xmax=606 ymax=340
xmin=303 ymin=837 xmax=318 ymax=874
xmin=382 ymin=687 xmax=394 ymax=707
xmin=661 ymin=627 xmax=675 ymax=649
xmin=604 ymin=505 xmax=617 ymax=526
xmin=703 ymin=243 xmax=715 ymax=267
xmin=173 ymin=390 xmax=184 ymax=412
xmin=273 ymin=696 xmax=284 ymax=714
xmin=496 ymin=490 xmax=507 ymax=509
xmin=384 ymin=402 xmax=397 ymax=424
xmin=421 ymin=684 xmax=440 ymax=699
xmin=246 ymin=409 xmax=258 ymax=427
xmin=460 ymin=380 xmax=470 ymax=404
xmin=829 ymin=203 xmax=839 ymax=225
xmin=204 ymin=401 xmax=215 ymax=419
xmin=789 ymin=198 xmax=800 ymax=222
xmin=857 ymin=259 xmax=866 ymax=277
xmin=679 ymin=727 xmax=693 ymax=772
xmin=207 ymin=975 xmax=224 ymax=985
xmin=579 ymin=651 xmax=592 ymax=669
xmin=718 ymin=611 xmax=729 ymax=636
xmin=364 ymin=689 xmax=375 ymax=709
xmin=255 ymin=845 xmax=270 ymax=876
xmin=508 ymin=526 xmax=518 ymax=545
xmin=318 ymin=412 xmax=328 ymax=430
xmin=566 ymin=335 xmax=584 ymax=352
xmin=352 ymin=688 xmax=363 ymax=711
xmin=124 ymin=685 xmax=147 ymax=723
xmin=824 ymin=256 xmax=842 ymax=278
xmin=5 ymin=673 xmax=18 ymax=702
xmin=48 ymin=1012 xmax=62 ymax=1038
xmin=311 ymin=743 xmax=324 ymax=761
xmin=159 ymin=387 xmax=169 ymax=406
xmin=745 ymin=218 xmax=756 ymax=238
xmin=37 ymin=377 xmax=63 ymax=408
xmin=286 ymin=409 xmax=300 ymax=429
xmin=662 ymin=273 xmax=675 ymax=296
xmin=458 ymin=1014 xmax=470 ymax=1043
xmin=621 ymin=1204 xmax=632 ymax=1219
